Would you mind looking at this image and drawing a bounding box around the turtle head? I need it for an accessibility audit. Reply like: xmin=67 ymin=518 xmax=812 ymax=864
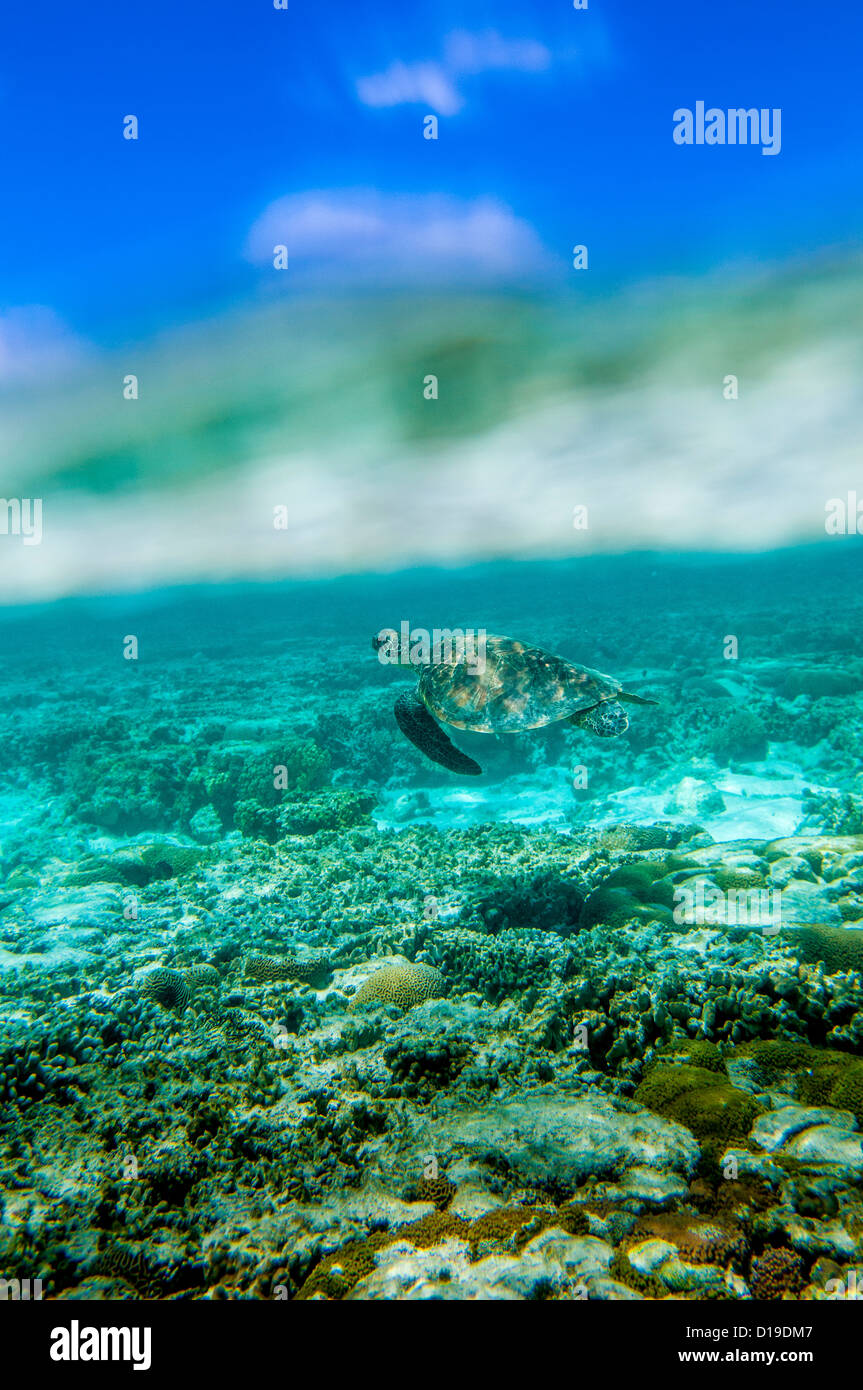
xmin=372 ymin=628 xmax=408 ymax=665
xmin=576 ymin=699 xmax=630 ymax=738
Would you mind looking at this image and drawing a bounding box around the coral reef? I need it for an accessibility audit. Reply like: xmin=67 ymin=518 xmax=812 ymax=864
xmin=749 ymin=1247 xmax=806 ymax=1299
xmin=3 ymin=561 xmax=863 ymax=1302
xmin=245 ymin=953 xmax=333 ymax=986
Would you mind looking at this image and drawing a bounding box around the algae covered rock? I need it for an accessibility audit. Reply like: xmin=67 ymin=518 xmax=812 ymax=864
xmin=665 ymin=777 xmax=726 ymax=818
xmin=749 ymin=1247 xmax=806 ymax=1299
xmin=235 ymin=789 xmax=376 ymax=840
xmin=752 ymin=1104 xmax=858 ymax=1153
xmin=345 ymin=1229 xmax=617 ymax=1301
xmin=737 ymin=1042 xmax=863 ymax=1128
xmin=388 ymin=1091 xmax=699 ymax=1198
xmin=204 ymin=737 xmax=331 ymax=828
xmin=277 ymin=789 xmax=377 ymax=837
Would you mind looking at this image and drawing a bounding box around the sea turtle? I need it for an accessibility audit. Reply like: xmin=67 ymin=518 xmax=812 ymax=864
xmin=374 ymin=633 xmax=658 ymax=776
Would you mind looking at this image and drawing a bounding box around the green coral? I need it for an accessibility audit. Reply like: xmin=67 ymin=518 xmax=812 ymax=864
xmin=403 ymin=1212 xmax=470 ymax=1248
xmin=556 ymin=1202 xmax=590 ymax=1236
xmin=415 ymin=1175 xmax=457 ymax=1210
xmin=580 ymin=861 xmax=679 ymax=929
xmin=423 ymin=928 xmax=568 ymax=1005
xmin=244 ymin=953 xmax=332 ymax=987
xmin=704 ymin=710 xmax=767 ymax=764
xmin=824 ymin=1064 xmax=863 ymax=1125
xmin=791 ymin=924 xmax=863 ymax=974
xmin=137 ymin=968 xmax=190 ymax=1012
xmin=466 ymin=1206 xmax=555 ymax=1254
xmin=737 ymin=1039 xmax=829 ymax=1076
xmin=799 ymin=1059 xmax=863 ymax=1126
xmin=636 ymin=1065 xmax=761 ymax=1141
xmin=462 ymin=872 xmax=584 ymax=935
xmin=734 ymin=1041 xmax=863 ymax=1126
xmin=204 ymin=738 xmax=331 ymax=828
xmin=652 ymin=1041 xmax=727 ymax=1075
xmin=609 ymin=1251 xmax=665 ymax=1299
xmin=277 ymin=789 xmax=376 ymax=837
xmin=749 ymin=1247 xmax=806 ymax=1299
xmin=713 ymin=867 xmax=767 ymax=892
xmin=296 ymin=1237 xmax=380 ymax=1300
xmin=348 ymin=962 xmax=445 ymax=1013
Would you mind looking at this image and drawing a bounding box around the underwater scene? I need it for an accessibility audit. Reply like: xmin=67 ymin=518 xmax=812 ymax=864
xmin=3 ymin=547 xmax=863 ymax=1305
xmin=2 ymin=0 xmax=863 ymax=1331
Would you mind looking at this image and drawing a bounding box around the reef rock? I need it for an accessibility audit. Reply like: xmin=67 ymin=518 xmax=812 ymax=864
xmin=379 ymin=1091 xmax=698 ymax=1200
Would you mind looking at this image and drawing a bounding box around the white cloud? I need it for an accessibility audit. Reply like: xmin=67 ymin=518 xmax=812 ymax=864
xmin=356 ymin=29 xmax=552 ymax=114
xmin=443 ymin=30 xmax=550 ymax=77
xmin=0 ymin=307 xmax=90 ymax=385
xmin=245 ymin=190 xmax=551 ymax=281
xmin=356 ymin=61 xmax=462 ymax=116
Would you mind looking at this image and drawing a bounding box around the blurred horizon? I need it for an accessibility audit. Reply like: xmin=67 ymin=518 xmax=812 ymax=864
xmin=1 ymin=1 xmax=861 ymax=601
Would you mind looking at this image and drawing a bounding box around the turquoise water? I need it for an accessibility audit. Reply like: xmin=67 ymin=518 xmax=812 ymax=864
xmin=2 ymin=544 xmax=863 ymax=1299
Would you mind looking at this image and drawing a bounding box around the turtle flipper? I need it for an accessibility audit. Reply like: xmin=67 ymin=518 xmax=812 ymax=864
xmin=394 ymin=691 xmax=482 ymax=776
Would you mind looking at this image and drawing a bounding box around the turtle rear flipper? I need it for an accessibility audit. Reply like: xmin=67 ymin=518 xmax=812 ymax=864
xmin=394 ymin=691 xmax=482 ymax=776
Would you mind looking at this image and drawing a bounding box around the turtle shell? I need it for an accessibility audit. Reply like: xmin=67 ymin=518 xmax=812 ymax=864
xmin=418 ymin=635 xmax=623 ymax=734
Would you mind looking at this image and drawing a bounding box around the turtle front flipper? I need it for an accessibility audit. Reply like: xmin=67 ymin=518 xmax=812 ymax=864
xmin=394 ymin=691 xmax=482 ymax=776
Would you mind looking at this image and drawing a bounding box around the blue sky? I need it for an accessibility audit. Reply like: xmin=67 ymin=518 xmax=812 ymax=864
xmin=1 ymin=0 xmax=861 ymax=352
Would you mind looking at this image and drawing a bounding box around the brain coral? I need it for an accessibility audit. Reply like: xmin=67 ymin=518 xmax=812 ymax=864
xmin=416 ymin=1175 xmax=457 ymax=1209
xmin=138 ymin=968 xmax=190 ymax=1012
xmin=186 ymin=963 xmax=221 ymax=990
xmin=245 ymin=952 xmax=332 ymax=986
xmin=348 ymin=962 xmax=445 ymax=1012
